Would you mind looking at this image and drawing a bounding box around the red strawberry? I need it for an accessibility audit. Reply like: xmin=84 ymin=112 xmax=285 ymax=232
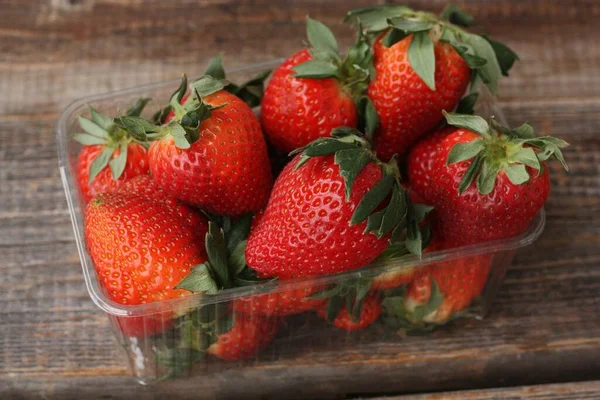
xmin=404 ymin=255 xmax=491 ymax=323
xmin=346 ymin=5 xmax=518 ymax=160
xmin=407 ymin=112 xmax=569 ymax=248
xmin=207 ymin=313 xmax=280 ymax=361
xmin=117 ymin=75 xmax=273 ymax=217
xmin=260 ymin=18 xmax=376 ymax=153
xmin=246 ymin=129 xmax=422 ymax=279
xmin=316 ymin=291 xmax=382 ymax=331
xmin=380 ymin=235 xmax=491 ymax=325
xmin=261 ymin=49 xmax=357 ymax=152
xmin=369 ymin=37 xmax=470 ymax=160
xmin=119 ymin=175 xmax=208 ymax=239
xmin=75 ymin=100 xmax=151 ymax=202
xmin=85 ymin=191 xmax=207 ymax=306
xmin=233 ymin=284 xmax=326 ymax=316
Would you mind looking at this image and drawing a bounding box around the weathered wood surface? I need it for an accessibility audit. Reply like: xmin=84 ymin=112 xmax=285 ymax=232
xmin=3 ymin=378 xmax=599 ymax=400
xmin=392 ymin=381 xmax=600 ymax=400
xmin=1 ymin=0 xmax=600 ymax=399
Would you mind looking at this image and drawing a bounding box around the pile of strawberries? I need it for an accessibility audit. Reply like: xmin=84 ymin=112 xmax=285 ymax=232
xmin=75 ymin=4 xmax=568 ymax=366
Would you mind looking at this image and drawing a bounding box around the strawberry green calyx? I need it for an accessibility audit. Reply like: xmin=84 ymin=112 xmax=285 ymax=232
xmin=345 ymin=4 xmax=519 ymax=95
xmin=176 ymin=217 xmax=271 ymax=294
xmin=73 ymin=98 xmax=151 ymax=183
xmin=381 ymin=278 xmax=449 ymax=332
xmin=310 ymin=278 xmax=373 ymax=324
xmin=291 ymin=127 xmax=425 ymax=256
xmin=203 ymin=54 xmax=271 ymax=108
xmin=157 ymin=302 xmax=234 ymax=379
xmin=293 ymin=18 xmax=379 ymax=140
xmin=116 ymin=74 xmax=228 ymax=149
xmin=152 ymin=56 xmax=270 ymax=126
xmin=443 ymin=111 xmax=569 ymax=195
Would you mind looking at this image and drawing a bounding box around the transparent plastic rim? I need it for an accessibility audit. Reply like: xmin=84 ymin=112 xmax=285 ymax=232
xmin=57 ymin=60 xmax=546 ymax=317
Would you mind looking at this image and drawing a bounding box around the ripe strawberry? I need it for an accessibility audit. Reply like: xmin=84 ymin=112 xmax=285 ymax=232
xmin=407 ymin=112 xmax=569 ymax=248
xmin=118 ymin=175 xmax=208 ymax=238
xmin=207 ymin=313 xmax=280 ymax=361
xmin=345 ymin=5 xmax=519 ymax=160
xmin=116 ymin=75 xmax=272 ymax=217
xmin=381 ymin=235 xmax=491 ymax=325
xmin=316 ymin=291 xmax=382 ymax=331
xmin=74 ymin=99 xmax=151 ymax=202
xmin=260 ymin=18 xmax=377 ymax=153
xmin=85 ymin=192 xmax=207 ymax=305
xmin=246 ymin=128 xmax=424 ymax=280
xmin=369 ymin=37 xmax=470 ymax=160
xmin=85 ymin=191 xmax=207 ymax=336
xmin=404 ymin=255 xmax=491 ymax=323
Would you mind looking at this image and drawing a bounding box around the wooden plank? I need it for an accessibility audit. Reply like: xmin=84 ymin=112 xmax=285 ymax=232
xmin=3 ymin=378 xmax=600 ymax=400
xmin=1 ymin=0 xmax=600 ymax=116
xmin=390 ymin=380 xmax=600 ymax=399
xmin=1 ymin=98 xmax=599 ymax=398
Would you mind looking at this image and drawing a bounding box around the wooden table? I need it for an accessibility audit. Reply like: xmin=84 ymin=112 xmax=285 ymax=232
xmin=1 ymin=1 xmax=599 ymax=399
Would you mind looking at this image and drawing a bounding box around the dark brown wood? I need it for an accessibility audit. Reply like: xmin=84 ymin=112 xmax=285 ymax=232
xmin=393 ymin=381 xmax=600 ymax=399
xmin=1 ymin=0 xmax=600 ymax=399
xmin=4 ymin=378 xmax=598 ymax=400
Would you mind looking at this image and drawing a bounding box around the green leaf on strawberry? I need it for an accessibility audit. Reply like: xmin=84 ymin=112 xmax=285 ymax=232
xmin=455 ymin=92 xmax=479 ymax=115
xmin=439 ymin=4 xmax=475 ymax=27
xmin=176 ymin=216 xmax=273 ymax=294
xmin=344 ymin=5 xmax=413 ymax=33
xmin=306 ymin=17 xmax=340 ymax=59
xmin=202 ymin=54 xmax=271 ymax=108
xmin=290 ymin=127 xmax=423 ymax=257
xmin=346 ymin=4 xmax=518 ymax=95
xmin=483 ymin=36 xmax=520 ymax=77
xmin=408 ymin=30 xmax=436 ymax=91
xmin=74 ymin=99 xmax=152 ymax=184
xmin=443 ymin=111 xmax=569 ymax=195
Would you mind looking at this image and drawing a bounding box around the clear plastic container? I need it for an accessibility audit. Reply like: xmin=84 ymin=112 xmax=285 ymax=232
xmin=57 ymin=60 xmax=545 ymax=384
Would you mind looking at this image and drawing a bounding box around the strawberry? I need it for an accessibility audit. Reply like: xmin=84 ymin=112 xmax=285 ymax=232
xmin=207 ymin=313 xmax=280 ymax=360
xmin=260 ymin=18 xmax=377 ymax=153
xmin=380 ymin=232 xmax=491 ymax=326
xmin=407 ymin=112 xmax=569 ymax=248
xmin=74 ymin=99 xmax=151 ymax=202
xmin=85 ymin=190 xmax=208 ymax=336
xmin=345 ymin=5 xmax=519 ymax=160
xmin=119 ymin=175 xmax=208 ymax=240
xmin=245 ymin=128 xmax=424 ymax=280
xmin=386 ymin=252 xmax=492 ymax=324
xmin=116 ymin=75 xmax=273 ymax=217
xmin=85 ymin=191 xmax=207 ymax=305
xmin=159 ymin=306 xmax=280 ymax=367
xmin=316 ymin=291 xmax=382 ymax=331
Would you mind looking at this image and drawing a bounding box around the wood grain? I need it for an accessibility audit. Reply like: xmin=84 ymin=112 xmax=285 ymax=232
xmin=392 ymin=380 xmax=600 ymax=400
xmin=4 ymin=378 xmax=599 ymax=400
xmin=1 ymin=0 xmax=600 ymax=399
xmin=1 ymin=0 xmax=600 ymax=116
